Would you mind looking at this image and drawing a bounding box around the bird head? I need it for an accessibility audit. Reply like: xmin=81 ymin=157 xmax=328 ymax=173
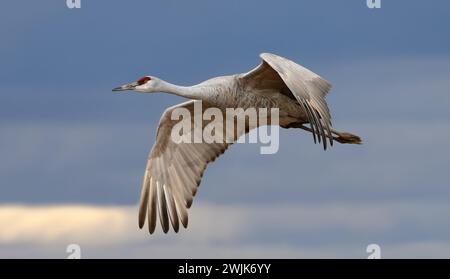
xmin=112 ymin=76 xmax=161 ymax=93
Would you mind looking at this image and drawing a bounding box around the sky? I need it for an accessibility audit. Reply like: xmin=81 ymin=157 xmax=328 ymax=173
xmin=1 ymin=0 xmax=450 ymax=258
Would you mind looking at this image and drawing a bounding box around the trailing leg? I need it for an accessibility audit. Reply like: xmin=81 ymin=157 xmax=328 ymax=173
xmin=287 ymin=122 xmax=362 ymax=145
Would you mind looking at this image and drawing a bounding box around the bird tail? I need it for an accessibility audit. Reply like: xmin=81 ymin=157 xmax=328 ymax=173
xmin=335 ymin=132 xmax=362 ymax=145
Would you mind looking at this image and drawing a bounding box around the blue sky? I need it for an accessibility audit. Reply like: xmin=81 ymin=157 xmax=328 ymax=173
xmin=1 ymin=0 xmax=450 ymax=258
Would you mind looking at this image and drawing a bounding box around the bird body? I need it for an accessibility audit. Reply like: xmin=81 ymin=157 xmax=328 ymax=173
xmin=113 ymin=52 xmax=362 ymax=234
xmin=146 ymin=74 xmax=307 ymax=126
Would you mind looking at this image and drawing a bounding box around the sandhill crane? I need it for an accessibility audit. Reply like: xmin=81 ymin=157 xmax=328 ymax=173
xmin=113 ymin=53 xmax=361 ymax=234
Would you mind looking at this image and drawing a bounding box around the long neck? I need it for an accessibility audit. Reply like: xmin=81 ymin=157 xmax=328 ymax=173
xmin=158 ymin=80 xmax=210 ymax=100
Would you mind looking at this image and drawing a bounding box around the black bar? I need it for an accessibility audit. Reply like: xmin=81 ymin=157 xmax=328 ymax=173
xmin=0 ymin=259 xmax=449 ymax=277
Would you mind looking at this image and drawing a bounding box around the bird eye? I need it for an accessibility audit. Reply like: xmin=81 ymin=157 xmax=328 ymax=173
xmin=137 ymin=76 xmax=151 ymax=85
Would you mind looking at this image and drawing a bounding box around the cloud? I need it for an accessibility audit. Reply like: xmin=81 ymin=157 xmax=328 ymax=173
xmin=2 ymin=55 xmax=450 ymax=205
xmin=1 ymin=56 xmax=450 ymax=259
xmin=2 ymin=116 xmax=450 ymax=205
xmin=2 ymin=201 xmax=450 ymax=258
xmin=1 ymin=0 xmax=450 ymax=259
xmin=0 ymin=204 xmax=135 ymax=245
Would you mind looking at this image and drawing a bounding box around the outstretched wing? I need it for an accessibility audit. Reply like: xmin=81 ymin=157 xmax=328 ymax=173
xmin=139 ymin=100 xmax=256 ymax=234
xmin=240 ymin=53 xmax=333 ymax=149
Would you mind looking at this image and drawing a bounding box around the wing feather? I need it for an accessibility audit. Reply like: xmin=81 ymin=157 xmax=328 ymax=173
xmin=147 ymin=176 xmax=157 ymax=234
xmin=138 ymin=100 xmax=258 ymax=233
xmin=240 ymin=52 xmax=334 ymax=148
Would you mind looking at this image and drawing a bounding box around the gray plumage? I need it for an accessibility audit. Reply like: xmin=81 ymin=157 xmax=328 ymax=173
xmin=113 ymin=53 xmax=362 ymax=234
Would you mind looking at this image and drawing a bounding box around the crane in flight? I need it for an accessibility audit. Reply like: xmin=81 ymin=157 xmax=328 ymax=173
xmin=113 ymin=53 xmax=362 ymax=234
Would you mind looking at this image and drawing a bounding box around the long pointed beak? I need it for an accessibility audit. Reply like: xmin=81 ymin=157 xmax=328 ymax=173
xmin=112 ymin=82 xmax=137 ymax=92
